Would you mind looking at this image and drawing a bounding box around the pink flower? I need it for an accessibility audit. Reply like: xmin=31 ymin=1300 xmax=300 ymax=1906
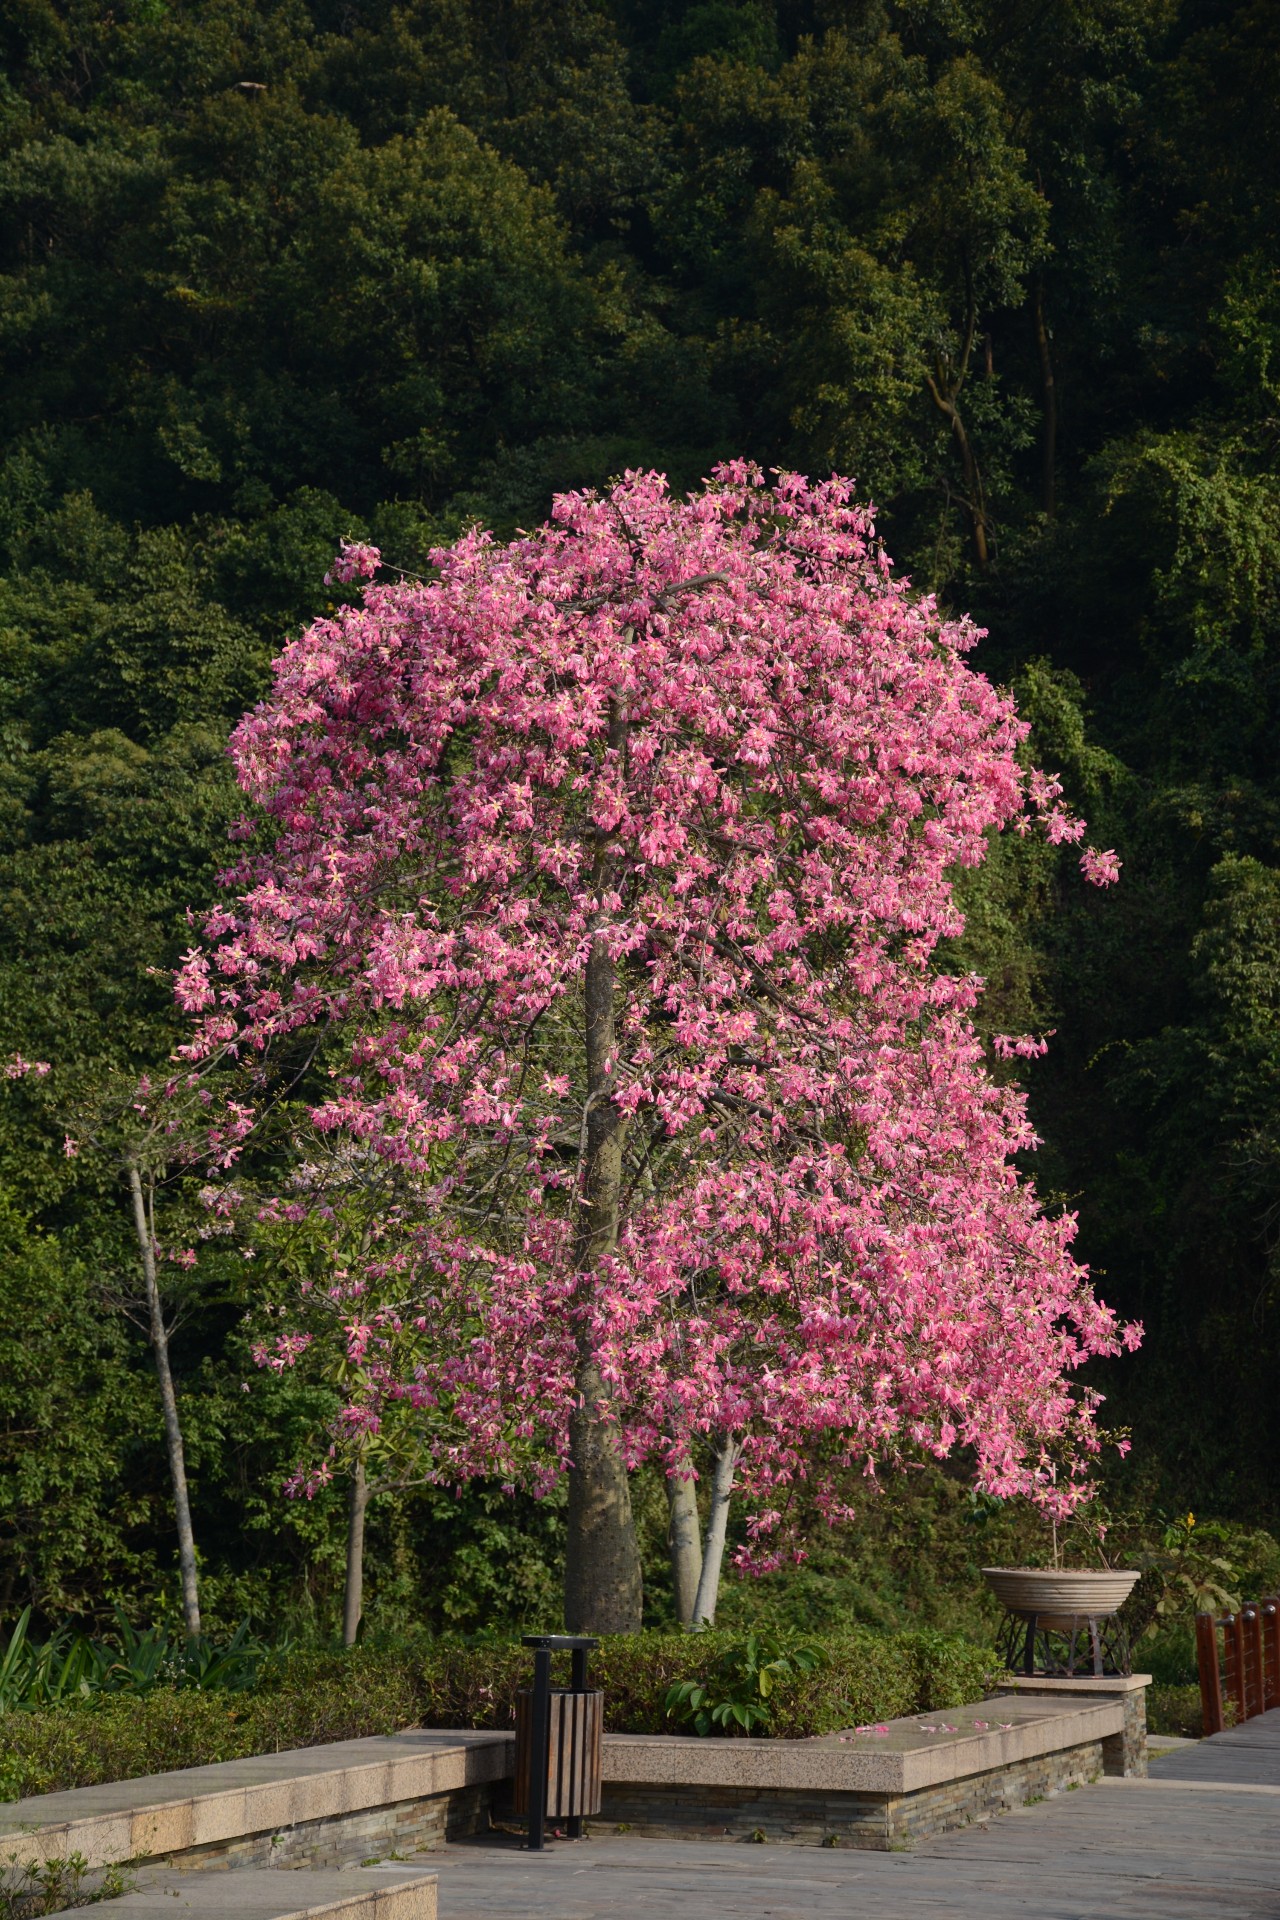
xmin=324 ymin=539 xmax=381 ymax=585
xmin=4 ymin=1055 xmax=51 ymax=1079
xmin=1080 ymin=846 xmax=1121 ymax=887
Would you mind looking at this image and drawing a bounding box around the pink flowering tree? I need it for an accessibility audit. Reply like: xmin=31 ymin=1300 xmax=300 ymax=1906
xmin=179 ymin=465 xmax=1135 ymax=1632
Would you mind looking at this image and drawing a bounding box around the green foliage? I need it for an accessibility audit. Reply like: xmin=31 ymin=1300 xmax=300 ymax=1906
xmin=0 ymin=1626 xmax=997 ymax=1801
xmin=0 ymin=1192 xmax=164 ymax=1617
xmin=0 ymin=1850 xmax=130 ymax=1919
xmin=1147 ymin=1685 xmax=1203 ymax=1740
xmin=0 ymin=1610 xmax=277 ymax=1714
xmin=664 ymin=1629 xmax=825 ymax=1735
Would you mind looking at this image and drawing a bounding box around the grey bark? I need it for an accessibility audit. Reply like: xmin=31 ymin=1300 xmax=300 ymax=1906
xmin=342 ymin=1453 xmax=369 ymax=1647
xmin=666 ymin=1466 xmax=704 ymax=1628
xmin=126 ymin=1161 xmax=201 ymax=1641
xmin=690 ymin=1441 xmax=737 ymax=1628
xmin=564 ymin=701 xmax=645 ymax=1634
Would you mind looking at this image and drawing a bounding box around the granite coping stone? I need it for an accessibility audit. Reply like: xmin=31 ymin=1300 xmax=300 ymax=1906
xmin=0 ymin=1732 xmax=510 ymax=1870
xmin=46 ymin=1867 xmax=436 ymax=1919
xmin=601 ymin=1690 xmax=1124 ymax=1794
xmin=1001 ymin=1672 xmax=1153 ymax=1696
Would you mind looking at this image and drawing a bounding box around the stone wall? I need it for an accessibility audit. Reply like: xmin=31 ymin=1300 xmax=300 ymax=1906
xmin=15 ymin=1689 xmax=1146 ymax=1875
xmin=154 ymin=1783 xmax=494 ymax=1873
xmin=1101 ymin=1685 xmax=1148 ymax=1778
xmin=510 ymin=1739 xmax=1109 ymax=1849
xmin=153 ymin=1689 xmax=1147 ymax=1866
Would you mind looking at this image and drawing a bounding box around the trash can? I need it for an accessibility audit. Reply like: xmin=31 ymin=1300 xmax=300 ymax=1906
xmin=514 ymin=1633 xmax=603 ymax=1849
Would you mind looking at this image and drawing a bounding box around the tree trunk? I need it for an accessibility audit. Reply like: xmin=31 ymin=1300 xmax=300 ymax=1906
xmin=666 ymin=1465 xmax=703 ymax=1627
xmin=690 ymin=1441 xmax=737 ymax=1628
xmin=926 ymin=290 xmax=990 ymax=570
xmin=342 ymin=1453 xmax=369 ymax=1647
xmin=564 ymin=1350 xmax=644 ymax=1633
xmin=126 ymin=1161 xmax=201 ymax=1641
xmin=1034 ymin=279 xmax=1057 ymax=518
xmin=564 ymin=763 xmax=645 ymax=1632
xmin=927 ymin=368 xmax=990 ymax=569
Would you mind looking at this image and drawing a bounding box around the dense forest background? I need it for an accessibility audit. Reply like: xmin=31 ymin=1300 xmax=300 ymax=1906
xmin=1 ymin=0 xmax=1278 ymax=1638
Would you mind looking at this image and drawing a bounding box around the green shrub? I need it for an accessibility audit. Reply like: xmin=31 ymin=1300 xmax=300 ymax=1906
xmin=665 ymin=1630 xmax=826 ymax=1735
xmin=1147 ymin=1685 xmax=1203 ymax=1739
xmin=0 ymin=1627 xmax=999 ymax=1802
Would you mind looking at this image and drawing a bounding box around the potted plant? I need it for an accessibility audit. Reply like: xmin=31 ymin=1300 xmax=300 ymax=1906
xmin=980 ymin=1564 xmax=1140 ymax=1621
xmin=979 ymin=1493 xmax=1140 ymax=1626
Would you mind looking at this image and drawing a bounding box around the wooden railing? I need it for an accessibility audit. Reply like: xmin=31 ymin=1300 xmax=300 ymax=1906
xmin=1195 ymin=1596 xmax=1280 ymax=1735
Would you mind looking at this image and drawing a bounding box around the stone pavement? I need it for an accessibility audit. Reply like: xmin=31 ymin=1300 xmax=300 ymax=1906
xmin=404 ymin=1707 xmax=1280 ymax=1920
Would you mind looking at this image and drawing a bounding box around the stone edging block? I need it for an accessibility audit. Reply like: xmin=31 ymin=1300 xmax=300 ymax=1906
xmin=45 ymin=1869 xmax=436 ymax=1919
xmin=0 ymin=1734 xmax=510 ymax=1870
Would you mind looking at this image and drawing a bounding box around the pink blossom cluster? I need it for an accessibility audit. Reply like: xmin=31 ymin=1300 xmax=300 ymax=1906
xmin=1080 ymin=846 xmax=1121 ymax=886
xmin=323 ymin=540 xmax=381 ymax=586
xmin=179 ymin=465 xmax=1137 ymax=1538
xmin=4 ymin=1055 xmax=51 ymax=1079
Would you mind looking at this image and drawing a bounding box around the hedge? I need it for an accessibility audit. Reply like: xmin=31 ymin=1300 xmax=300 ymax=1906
xmin=1147 ymin=1684 xmax=1203 ymax=1740
xmin=0 ymin=1627 xmax=998 ymax=1803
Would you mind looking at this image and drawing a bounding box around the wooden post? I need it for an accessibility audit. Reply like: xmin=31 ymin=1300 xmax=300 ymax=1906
xmin=1242 ymin=1605 xmax=1263 ymax=1720
xmin=1263 ymin=1600 xmax=1279 ymax=1712
xmin=567 ymin=1643 xmax=590 ymax=1840
xmin=1196 ymin=1612 xmax=1224 ymax=1736
xmin=1226 ymin=1612 xmax=1246 ymax=1727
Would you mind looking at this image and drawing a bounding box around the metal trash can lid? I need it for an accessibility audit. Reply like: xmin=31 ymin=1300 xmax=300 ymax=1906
xmin=521 ymin=1634 xmax=600 ymax=1650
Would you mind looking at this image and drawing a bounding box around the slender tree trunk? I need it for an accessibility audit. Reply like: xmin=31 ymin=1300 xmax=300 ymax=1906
xmin=342 ymin=1453 xmax=369 ymax=1647
xmin=926 ymin=288 xmax=990 ymax=569
xmin=927 ymin=367 xmax=990 ymax=569
xmin=126 ymin=1161 xmax=201 ymax=1641
xmin=564 ymin=711 xmax=645 ymax=1633
xmin=690 ymin=1441 xmax=737 ymax=1628
xmin=666 ymin=1465 xmax=703 ymax=1627
xmin=1034 ymin=280 xmax=1057 ymax=518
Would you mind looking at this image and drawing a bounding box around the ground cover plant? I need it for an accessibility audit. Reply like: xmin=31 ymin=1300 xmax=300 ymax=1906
xmin=0 ymin=1626 xmax=997 ymax=1804
xmin=0 ymin=1610 xmax=274 ymax=1714
xmin=0 ymin=1851 xmax=131 ymax=1920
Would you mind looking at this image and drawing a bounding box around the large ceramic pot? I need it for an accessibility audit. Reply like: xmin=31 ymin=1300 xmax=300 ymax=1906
xmin=981 ymin=1566 xmax=1140 ymax=1622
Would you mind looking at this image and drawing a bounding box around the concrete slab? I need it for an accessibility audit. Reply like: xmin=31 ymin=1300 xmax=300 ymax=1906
xmin=3 ymin=1692 xmax=1140 ymax=1877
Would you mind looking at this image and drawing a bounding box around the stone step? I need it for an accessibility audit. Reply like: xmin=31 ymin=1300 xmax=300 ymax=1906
xmin=47 ymin=1867 xmax=436 ymax=1919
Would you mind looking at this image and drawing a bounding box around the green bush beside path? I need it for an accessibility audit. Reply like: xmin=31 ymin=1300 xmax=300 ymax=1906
xmin=0 ymin=1628 xmax=997 ymax=1804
